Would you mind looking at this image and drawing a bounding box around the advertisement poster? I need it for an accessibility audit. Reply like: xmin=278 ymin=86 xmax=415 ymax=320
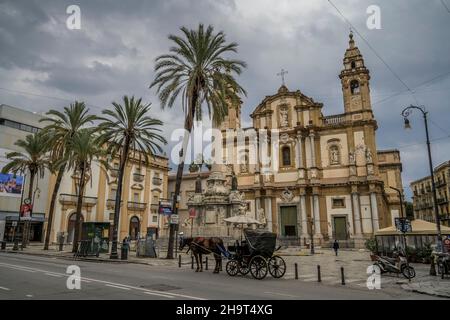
xmin=0 ymin=173 xmax=24 ymax=197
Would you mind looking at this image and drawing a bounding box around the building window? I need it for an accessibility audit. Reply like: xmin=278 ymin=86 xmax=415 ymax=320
xmin=110 ymin=188 xmax=117 ymax=199
xmin=282 ymin=146 xmax=291 ymax=166
xmin=152 ymin=215 xmax=158 ymax=223
xmin=133 ymin=192 xmax=139 ymax=202
xmin=351 ymin=61 xmax=356 ymax=69
xmin=329 ymin=145 xmax=341 ymax=165
xmin=332 ymin=198 xmax=346 ymax=208
xmin=350 ymin=80 xmax=360 ymax=94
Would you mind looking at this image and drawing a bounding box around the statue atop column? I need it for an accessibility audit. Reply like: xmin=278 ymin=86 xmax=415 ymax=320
xmin=195 ymin=174 xmax=202 ymax=193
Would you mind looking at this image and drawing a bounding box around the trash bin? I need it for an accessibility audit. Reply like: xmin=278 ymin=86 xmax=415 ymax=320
xmin=121 ymin=238 xmax=129 ymax=260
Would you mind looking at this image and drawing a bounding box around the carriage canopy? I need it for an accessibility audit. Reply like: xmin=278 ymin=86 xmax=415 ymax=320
xmin=244 ymin=229 xmax=277 ymax=258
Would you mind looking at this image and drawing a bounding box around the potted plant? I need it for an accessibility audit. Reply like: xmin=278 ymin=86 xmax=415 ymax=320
xmin=365 ymin=237 xmax=378 ymax=261
xmin=189 ymin=162 xmax=199 ymax=173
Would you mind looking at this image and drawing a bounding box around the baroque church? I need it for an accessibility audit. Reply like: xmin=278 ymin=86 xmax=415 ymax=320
xmin=169 ymin=33 xmax=403 ymax=248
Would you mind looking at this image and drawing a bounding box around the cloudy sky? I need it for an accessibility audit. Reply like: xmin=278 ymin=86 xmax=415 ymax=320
xmin=0 ymin=0 xmax=449 ymax=199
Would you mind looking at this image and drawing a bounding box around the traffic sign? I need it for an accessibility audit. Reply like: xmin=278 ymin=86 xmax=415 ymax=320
xmin=170 ymin=214 xmax=179 ymax=225
xmin=12 ymin=221 xmax=17 ymax=227
xmin=395 ymin=217 xmax=412 ymax=233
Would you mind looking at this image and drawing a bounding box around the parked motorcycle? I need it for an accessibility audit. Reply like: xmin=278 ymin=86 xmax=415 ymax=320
xmin=435 ymin=252 xmax=450 ymax=279
xmin=372 ymin=251 xmax=416 ymax=279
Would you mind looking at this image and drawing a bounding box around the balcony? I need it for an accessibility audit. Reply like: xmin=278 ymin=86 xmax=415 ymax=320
xmin=127 ymin=201 xmax=147 ymax=211
xmin=106 ymin=199 xmax=123 ymax=209
xmin=437 ymin=198 xmax=449 ymax=205
xmin=323 ymin=114 xmax=346 ymax=126
xmin=436 ymin=180 xmax=446 ymax=188
xmin=110 ymin=168 xmax=119 ymax=178
xmin=133 ymin=173 xmax=145 ymax=182
xmin=59 ymin=193 xmax=97 ymax=207
xmin=152 ymin=177 xmax=162 ymax=186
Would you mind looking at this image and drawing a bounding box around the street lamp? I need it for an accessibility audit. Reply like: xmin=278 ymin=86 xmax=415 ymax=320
xmin=389 ymin=186 xmax=404 ymax=219
xmin=401 ymin=105 xmax=443 ymax=253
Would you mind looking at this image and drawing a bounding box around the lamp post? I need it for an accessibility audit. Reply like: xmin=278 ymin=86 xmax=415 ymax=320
xmin=309 ymin=217 xmax=315 ymax=255
xmin=401 ymin=105 xmax=443 ymax=253
xmin=389 ymin=186 xmax=404 ymax=218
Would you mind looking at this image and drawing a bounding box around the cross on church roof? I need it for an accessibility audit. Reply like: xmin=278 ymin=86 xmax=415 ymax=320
xmin=277 ymin=68 xmax=288 ymax=86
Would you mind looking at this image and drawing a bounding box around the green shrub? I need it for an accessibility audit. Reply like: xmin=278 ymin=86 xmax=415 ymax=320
xmin=365 ymin=237 xmax=377 ymax=253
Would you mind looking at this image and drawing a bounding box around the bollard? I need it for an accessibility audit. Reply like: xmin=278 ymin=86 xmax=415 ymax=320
xmin=430 ymin=256 xmax=437 ymax=276
xmin=205 ymin=257 xmax=208 ymax=270
xmin=341 ymin=267 xmax=345 ymax=285
xmin=178 ymin=254 xmax=181 ymax=268
xmin=294 ymin=263 xmax=298 ymax=280
xmin=0 ymin=241 xmax=6 ymax=250
xmin=317 ymin=265 xmax=321 ymax=282
xmin=191 ymin=255 xmax=194 ymax=269
xmin=12 ymin=239 xmax=19 ymax=251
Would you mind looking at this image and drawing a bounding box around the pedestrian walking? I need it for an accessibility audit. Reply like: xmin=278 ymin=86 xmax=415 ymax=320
xmin=333 ymin=240 xmax=340 ymax=256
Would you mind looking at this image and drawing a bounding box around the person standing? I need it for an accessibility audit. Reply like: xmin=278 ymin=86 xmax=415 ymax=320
xmin=333 ymin=240 xmax=340 ymax=256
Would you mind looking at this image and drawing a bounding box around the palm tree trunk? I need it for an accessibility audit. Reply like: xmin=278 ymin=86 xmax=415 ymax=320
xmin=44 ymin=165 xmax=65 ymax=250
xmin=72 ymin=164 xmax=86 ymax=253
xmin=110 ymin=140 xmax=130 ymax=259
xmin=22 ymin=171 xmax=35 ymax=248
xmin=167 ymin=92 xmax=198 ymax=259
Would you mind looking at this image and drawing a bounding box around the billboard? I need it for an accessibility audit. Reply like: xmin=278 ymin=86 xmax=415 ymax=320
xmin=0 ymin=173 xmax=24 ymax=198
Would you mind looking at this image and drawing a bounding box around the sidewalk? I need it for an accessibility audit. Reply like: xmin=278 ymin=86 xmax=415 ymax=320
xmin=0 ymin=243 xmax=178 ymax=267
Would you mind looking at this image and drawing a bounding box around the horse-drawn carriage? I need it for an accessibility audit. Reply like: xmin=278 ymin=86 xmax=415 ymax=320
xmin=225 ymin=229 xmax=286 ymax=280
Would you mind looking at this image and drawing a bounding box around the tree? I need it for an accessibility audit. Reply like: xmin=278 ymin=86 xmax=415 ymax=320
xmin=1 ymin=132 xmax=48 ymax=246
xmin=96 ymin=95 xmax=166 ymax=259
xmin=40 ymin=101 xmax=97 ymax=250
xmin=150 ymin=24 xmax=246 ymax=258
xmin=63 ymin=129 xmax=104 ymax=253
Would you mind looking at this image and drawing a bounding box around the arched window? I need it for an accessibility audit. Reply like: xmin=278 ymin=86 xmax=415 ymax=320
xmin=350 ymin=80 xmax=360 ymax=94
xmin=282 ymin=146 xmax=291 ymax=166
xmin=129 ymin=216 xmax=140 ymax=240
xmin=329 ymin=145 xmax=341 ymax=165
xmin=351 ymin=61 xmax=356 ymax=69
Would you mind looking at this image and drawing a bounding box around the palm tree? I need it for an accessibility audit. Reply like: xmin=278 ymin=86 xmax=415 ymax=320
xmin=1 ymin=132 xmax=49 ymax=246
xmin=40 ymin=102 xmax=97 ymax=250
xmin=96 ymin=95 xmax=166 ymax=259
xmin=63 ymin=128 xmax=104 ymax=253
xmin=150 ymin=24 xmax=246 ymax=258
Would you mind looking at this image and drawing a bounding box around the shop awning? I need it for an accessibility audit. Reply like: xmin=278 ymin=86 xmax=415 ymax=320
xmin=375 ymin=219 xmax=450 ymax=236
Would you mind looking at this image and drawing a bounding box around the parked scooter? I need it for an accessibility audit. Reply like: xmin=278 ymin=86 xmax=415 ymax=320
xmin=372 ymin=250 xmax=416 ymax=279
xmin=435 ymin=252 xmax=450 ymax=279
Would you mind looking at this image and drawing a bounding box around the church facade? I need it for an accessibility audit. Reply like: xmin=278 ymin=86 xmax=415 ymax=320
xmin=169 ymin=33 xmax=403 ymax=248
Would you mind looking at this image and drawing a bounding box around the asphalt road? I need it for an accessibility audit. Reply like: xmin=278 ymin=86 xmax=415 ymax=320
xmin=0 ymin=252 xmax=439 ymax=300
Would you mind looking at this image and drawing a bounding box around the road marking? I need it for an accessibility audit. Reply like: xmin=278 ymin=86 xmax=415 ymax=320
xmin=105 ymin=284 xmax=131 ymax=291
xmin=0 ymin=286 xmax=10 ymax=291
xmin=45 ymin=273 xmax=63 ymax=278
xmin=0 ymin=260 xmax=205 ymax=300
xmin=26 ymin=294 xmax=33 ymax=298
xmin=264 ymin=291 xmax=298 ymax=298
xmin=143 ymin=291 xmax=175 ymax=299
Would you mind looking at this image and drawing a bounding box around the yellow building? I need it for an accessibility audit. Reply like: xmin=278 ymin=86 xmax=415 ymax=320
xmin=411 ymin=160 xmax=450 ymax=226
xmin=45 ymin=153 xmax=169 ymax=244
xmin=169 ymin=33 xmax=403 ymax=248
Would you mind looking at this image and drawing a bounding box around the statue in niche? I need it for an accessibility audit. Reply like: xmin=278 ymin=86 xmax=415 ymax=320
xmin=280 ymin=107 xmax=289 ymax=127
xmin=365 ymin=148 xmax=373 ymax=163
xmin=349 ymin=150 xmax=355 ymax=165
xmin=195 ymin=174 xmax=202 ymax=193
xmin=258 ymin=208 xmax=267 ymax=225
xmin=329 ymin=146 xmax=340 ymax=164
xmin=231 ymin=171 xmax=238 ymax=191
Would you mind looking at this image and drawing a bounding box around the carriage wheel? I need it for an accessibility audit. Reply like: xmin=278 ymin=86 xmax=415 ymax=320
xmin=250 ymin=255 xmax=268 ymax=280
xmin=268 ymin=255 xmax=286 ymax=278
xmin=239 ymin=261 xmax=250 ymax=275
xmin=226 ymin=260 xmax=239 ymax=276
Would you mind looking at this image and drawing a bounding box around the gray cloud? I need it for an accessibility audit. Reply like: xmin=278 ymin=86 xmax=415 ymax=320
xmin=0 ymin=0 xmax=449 ymax=200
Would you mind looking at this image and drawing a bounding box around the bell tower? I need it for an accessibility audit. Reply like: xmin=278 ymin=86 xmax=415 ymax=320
xmin=339 ymin=32 xmax=372 ymax=117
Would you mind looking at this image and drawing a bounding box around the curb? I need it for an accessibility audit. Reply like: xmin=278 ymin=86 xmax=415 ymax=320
xmin=1 ymin=249 xmax=177 ymax=267
xmin=401 ymin=284 xmax=450 ymax=299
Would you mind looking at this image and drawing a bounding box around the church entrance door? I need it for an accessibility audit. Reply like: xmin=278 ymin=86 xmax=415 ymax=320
xmin=280 ymin=206 xmax=297 ymax=237
xmin=333 ymin=216 xmax=348 ymax=240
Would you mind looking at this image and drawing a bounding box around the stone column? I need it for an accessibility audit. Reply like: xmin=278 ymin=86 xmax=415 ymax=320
xmin=370 ymin=192 xmax=379 ymax=232
xmin=265 ymin=197 xmax=273 ymax=232
xmin=300 ymin=193 xmax=308 ymax=238
xmin=313 ymin=194 xmax=321 ymax=237
xmin=352 ymin=192 xmax=362 ymax=236
xmin=309 ymin=133 xmax=316 ymax=168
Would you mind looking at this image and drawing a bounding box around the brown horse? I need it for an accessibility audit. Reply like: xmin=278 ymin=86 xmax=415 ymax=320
xmin=179 ymin=237 xmax=225 ymax=273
